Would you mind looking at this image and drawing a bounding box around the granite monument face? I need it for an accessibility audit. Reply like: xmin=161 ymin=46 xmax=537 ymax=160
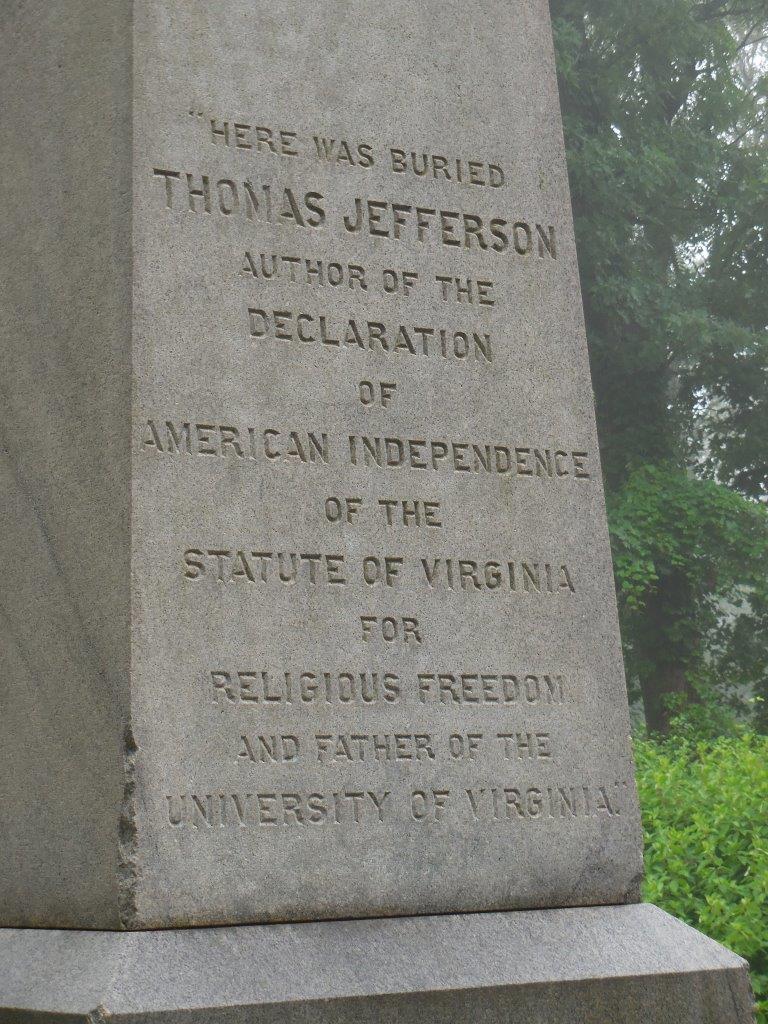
xmin=2 ymin=0 xmax=642 ymax=930
xmin=0 ymin=3 xmax=755 ymax=1023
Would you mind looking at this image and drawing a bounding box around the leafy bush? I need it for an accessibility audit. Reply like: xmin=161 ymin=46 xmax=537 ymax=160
xmin=635 ymin=732 xmax=768 ymax=1021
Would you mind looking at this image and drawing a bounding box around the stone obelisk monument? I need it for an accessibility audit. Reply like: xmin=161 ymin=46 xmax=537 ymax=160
xmin=0 ymin=2 xmax=755 ymax=1020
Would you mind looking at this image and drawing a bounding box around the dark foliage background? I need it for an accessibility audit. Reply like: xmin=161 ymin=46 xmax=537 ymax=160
xmin=552 ymin=0 xmax=768 ymax=734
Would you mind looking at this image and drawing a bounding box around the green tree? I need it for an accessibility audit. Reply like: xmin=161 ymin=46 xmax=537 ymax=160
xmin=551 ymin=0 xmax=768 ymax=732
xmin=610 ymin=465 xmax=768 ymax=730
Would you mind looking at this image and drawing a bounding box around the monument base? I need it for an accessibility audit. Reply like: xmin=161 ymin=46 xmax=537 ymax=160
xmin=0 ymin=904 xmax=754 ymax=1023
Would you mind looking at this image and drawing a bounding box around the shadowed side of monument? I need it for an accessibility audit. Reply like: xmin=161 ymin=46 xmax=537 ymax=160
xmin=0 ymin=0 xmax=133 ymax=929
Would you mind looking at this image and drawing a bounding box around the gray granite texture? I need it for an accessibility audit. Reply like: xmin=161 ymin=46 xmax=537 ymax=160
xmin=0 ymin=905 xmax=756 ymax=1023
xmin=0 ymin=0 xmax=132 ymax=929
xmin=2 ymin=0 xmax=643 ymax=928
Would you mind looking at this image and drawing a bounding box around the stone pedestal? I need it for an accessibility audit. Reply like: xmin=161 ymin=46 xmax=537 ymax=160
xmin=0 ymin=905 xmax=754 ymax=1023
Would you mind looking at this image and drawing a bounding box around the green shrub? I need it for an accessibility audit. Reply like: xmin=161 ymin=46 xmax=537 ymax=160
xmin=635 ymin=733 xmax=768 ymax=1022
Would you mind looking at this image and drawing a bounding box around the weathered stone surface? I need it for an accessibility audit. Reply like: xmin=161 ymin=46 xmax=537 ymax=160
xmin=0 ymin=905 xmax=755 ymax=1023
xmin=1 ymin=0 xmax=642 ymax=928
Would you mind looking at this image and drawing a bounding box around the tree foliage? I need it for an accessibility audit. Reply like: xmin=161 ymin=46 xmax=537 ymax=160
xmin=551 ymin=0 xmax=768 ymax=731
xmin=610 ymin=465 xmax=768 ymax=729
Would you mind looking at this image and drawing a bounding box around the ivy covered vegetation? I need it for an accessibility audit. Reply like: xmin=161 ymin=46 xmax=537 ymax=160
xmin=552 ymin=2 xmax=767 ymax=1015
xmin=636 ymin=730 xmax=768 ymax=1020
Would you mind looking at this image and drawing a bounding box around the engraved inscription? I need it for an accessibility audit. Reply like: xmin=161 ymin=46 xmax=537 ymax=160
xmin=141 ymin=100 xmax=621 ymax=870
xmin=164 ymin=781 xmax=627 ymax=829
xmin=152 ymin=169 xmax=557 ymax=259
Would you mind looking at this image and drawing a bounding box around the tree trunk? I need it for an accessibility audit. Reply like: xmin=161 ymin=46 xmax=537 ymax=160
xmin=640 ymin=665 xmax=689 ymax=734
xmin=638 ymin=572 xmax=695 ymax=734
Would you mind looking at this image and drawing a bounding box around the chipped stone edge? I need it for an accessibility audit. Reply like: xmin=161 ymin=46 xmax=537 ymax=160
xmin=117 ymin=0 xmax=139 ymax=934
xmin=117 ymin=725 xmax=140 ymax=929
